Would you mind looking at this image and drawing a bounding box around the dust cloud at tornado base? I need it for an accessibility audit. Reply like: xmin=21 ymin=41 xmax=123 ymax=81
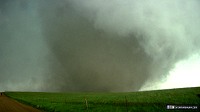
xmin=0 ymin=0 xmax=200 ymax=92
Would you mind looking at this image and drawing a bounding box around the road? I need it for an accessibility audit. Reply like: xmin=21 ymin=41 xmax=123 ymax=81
xmin=0 ymin=93 xmax=41 ymax=112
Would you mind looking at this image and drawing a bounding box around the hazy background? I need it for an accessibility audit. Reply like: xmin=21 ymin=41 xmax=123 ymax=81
xmin=0 ymin=0 xmax=200 ymax=92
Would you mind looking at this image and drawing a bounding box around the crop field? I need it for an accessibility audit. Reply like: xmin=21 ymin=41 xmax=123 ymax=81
xmin=5 ymin=87 xmax=200 ymax=112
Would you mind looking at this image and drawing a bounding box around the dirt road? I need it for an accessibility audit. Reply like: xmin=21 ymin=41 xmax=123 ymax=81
xmin=0 ymin=93 xmax=41 ymax=112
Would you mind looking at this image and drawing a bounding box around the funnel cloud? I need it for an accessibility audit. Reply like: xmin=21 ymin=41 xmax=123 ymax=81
xmin=0 ymin=0 xmax=200 ymax=92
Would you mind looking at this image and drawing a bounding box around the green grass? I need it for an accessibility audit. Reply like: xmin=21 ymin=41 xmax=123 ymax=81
xmin=4 ymin=87 xmax=200 ymax=112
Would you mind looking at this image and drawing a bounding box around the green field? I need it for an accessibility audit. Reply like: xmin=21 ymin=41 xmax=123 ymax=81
xmin=5 ymin=87 xmax=200 ymax=112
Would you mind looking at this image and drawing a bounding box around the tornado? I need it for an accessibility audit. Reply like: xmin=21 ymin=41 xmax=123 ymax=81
xmin=0 ymin=0 xmax=200 ymax=92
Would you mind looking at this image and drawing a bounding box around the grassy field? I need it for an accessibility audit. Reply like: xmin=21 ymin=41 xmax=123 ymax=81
xmin=5 ymin=87 xmax=200 ymax=112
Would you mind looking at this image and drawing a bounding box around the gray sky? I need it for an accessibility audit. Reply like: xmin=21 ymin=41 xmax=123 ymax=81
xmin=0 ymin=0 xmax=200 ymax=92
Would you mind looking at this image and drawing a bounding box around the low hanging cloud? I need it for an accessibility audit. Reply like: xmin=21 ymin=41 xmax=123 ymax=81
xmin=0 ymin=0 xmax=200 ymax=92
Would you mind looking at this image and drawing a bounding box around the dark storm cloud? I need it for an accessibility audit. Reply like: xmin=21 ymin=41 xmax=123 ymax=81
xmin=0 ymin=0 xmax=200 ymax=92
